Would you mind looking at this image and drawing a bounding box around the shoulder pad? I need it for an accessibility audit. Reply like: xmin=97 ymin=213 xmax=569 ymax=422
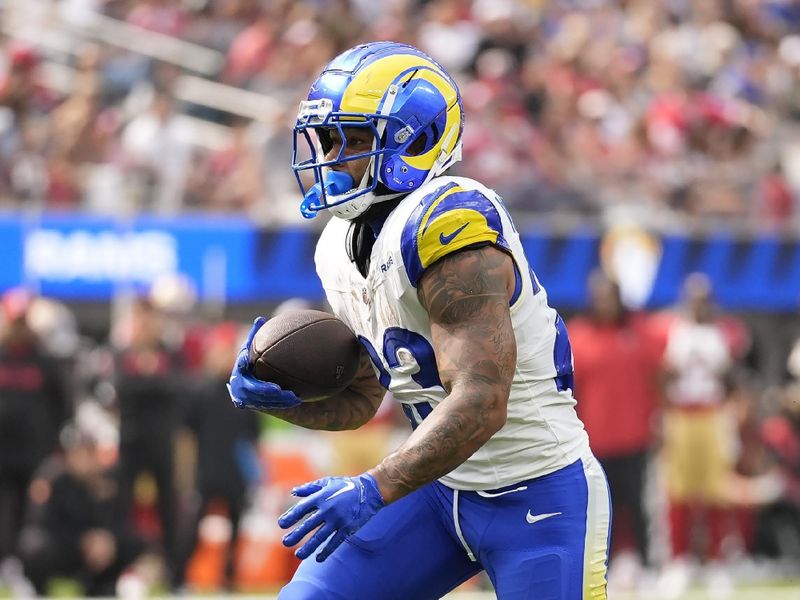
xmin=400 ymin=182 xmax=510 ymax=287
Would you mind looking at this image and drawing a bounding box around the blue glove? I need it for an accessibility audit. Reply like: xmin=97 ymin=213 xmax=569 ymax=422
xmin=278 ymin=473 xmax=385 ymax=562
xmin=227 ymin=317 xmax=302 ymax=410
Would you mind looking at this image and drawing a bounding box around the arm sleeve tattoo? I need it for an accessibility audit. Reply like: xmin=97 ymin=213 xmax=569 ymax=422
xmin=259 ymin=349 xmax=384 ymax=431
xmin=370 ymin=245 xmax=517 ymax=503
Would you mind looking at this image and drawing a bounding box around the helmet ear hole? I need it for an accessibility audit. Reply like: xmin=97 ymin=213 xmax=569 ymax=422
xmin=407 ymin=122 xmax=438 ymax=157
xmin=407 ymin=133 xmax=428 ymax=156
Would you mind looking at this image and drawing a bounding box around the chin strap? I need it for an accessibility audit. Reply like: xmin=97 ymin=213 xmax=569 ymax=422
xmin=427 ymin=123 xmax=462 ymax=183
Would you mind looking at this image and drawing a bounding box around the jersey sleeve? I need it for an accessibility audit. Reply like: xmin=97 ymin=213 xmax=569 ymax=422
xmin=400 ymin=182 xmax=511 ymax=287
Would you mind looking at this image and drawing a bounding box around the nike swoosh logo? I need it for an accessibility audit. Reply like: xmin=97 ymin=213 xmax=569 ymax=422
xmin=439 ymin=223 xmax=468 ymax=245
xmin=326 ymin=480 xmax=355 ymax=501
xmin=526 ymin=510 xmax=561 ymax=524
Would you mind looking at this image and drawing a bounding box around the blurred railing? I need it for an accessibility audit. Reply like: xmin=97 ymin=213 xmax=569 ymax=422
xmin=1 ymin=3 xmax=281 ymax=124
xmin=2 ymin=3 xmax=222 ymax=74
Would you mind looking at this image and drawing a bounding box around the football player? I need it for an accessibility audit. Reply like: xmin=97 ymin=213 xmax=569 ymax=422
xmin=228 ymin=42 xmax=611 ymax=599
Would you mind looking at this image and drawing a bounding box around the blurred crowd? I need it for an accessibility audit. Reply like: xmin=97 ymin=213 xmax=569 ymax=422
xmin=0 ymin=0 xmax=798 ymax=227
xmin=0 ymin=271 xmax=799 ymax=597
xmin=0 ymin=280 xmax=266 ymax=596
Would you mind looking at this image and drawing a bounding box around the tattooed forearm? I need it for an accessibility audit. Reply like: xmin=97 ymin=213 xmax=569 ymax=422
xmin=371 ymin=245 xmax=517 ymax=503
xmin=370 ymin=379 xmax=505 ymax=501
xmin=259 ymin=351 xmax=383 ymax=431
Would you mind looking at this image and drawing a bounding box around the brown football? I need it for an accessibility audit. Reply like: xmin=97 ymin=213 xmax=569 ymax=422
xmin=248 ymin=309 xmax=361 ymax=401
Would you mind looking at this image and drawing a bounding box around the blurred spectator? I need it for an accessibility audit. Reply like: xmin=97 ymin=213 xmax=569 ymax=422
xmin=125 ymin=0 xmax=188 ymax=37
xmin=568 ymin=272 xmax=663 ymax=589
xmin=175 ymin=321 xmax=261 ymax=591
xmin=757 ymin=162 xmax=795 ymax=227
xmin=0 ymin=0 xmax=797 ymax=225
xmin=0 ymin=42 xmax=53 ymax=120
xmin=658 ymin=274 xmax=740 ymax=597
xmin=183 ymin=0 xmax=254 ymax=56
xmin=223 ymin=8 xmax=275 ymax=87
xmin=147 ymin=273 xmax=206 ymax=373
xmin=754 ymin=382 xmax=800 ymax=563
xmin=0 ymin=117 xmax=49 ymax=208
xmin=743 ymin=339 xmax=800 ymax=562
xmin=418 ymin=0 xmax=480 ymax=73
xmin=112 ymin=297 xmax=185 ymax=587
xmin=183 ymin=116 xmax=264 ymax=213
xmin=25 ymin=296 xmax=82 ymax=364
xmin=0 ymin=288 xmax=71 ymax=575
xmin=17 ymin=423 xmax=150 ymax=597
xmin=120 ymin=90 xmax=190 ymax=213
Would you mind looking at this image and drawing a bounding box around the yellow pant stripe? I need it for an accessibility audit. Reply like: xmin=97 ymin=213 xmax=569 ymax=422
xmin=582 ymin=455 xmax=611 ymax=599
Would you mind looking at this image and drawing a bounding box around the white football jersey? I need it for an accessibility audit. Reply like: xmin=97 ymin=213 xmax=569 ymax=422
xmin=664 ymin=318 xmax=732 ymax=406
xmin=315 ymin=176 xmax=589 ymax=490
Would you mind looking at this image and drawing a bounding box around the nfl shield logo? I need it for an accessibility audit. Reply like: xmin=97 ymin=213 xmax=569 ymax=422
xmin=361 ymin=287 xmax=370 ymax=305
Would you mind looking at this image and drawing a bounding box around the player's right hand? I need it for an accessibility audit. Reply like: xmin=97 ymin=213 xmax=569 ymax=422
xmin=227 ymin=317 xmax=302 ymax=410
xmin=279 ymin=473 xmax=385 ymax=562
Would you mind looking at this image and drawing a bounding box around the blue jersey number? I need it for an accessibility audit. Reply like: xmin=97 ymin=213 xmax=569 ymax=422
xmin=358 ymin=328 xmax=441 ymax=429
xmin=553 ymin=314 xmax=574 ymax=392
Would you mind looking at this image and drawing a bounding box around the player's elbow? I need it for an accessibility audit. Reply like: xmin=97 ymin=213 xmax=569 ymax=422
xmin=340 ymin=408 xmax=378 ymax=431
xmin=450 ymin=378 xmax=509 ymax=441
xmin=481 ymin=389 xmax=509 ymax=438
xmin=339 ymin=388 xmax=384 ymax=431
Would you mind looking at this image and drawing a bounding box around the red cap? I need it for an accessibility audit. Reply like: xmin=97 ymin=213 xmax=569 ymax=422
xmin=7 ymin=43 xmax=39 ymax=71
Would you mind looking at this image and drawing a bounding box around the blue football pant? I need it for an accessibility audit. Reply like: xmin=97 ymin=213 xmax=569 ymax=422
xmin=279 ymin=454 xmax=611 ymax=600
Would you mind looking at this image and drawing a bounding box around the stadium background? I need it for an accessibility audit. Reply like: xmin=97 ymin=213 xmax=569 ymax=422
xmin=1 ymin=0 xmax=800 ymax=598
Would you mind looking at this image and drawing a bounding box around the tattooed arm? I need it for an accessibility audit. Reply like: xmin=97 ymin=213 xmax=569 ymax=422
xmin=257 ymin=348 xmax=385 ymax=431
xmin=369 ymin=245 xmax=517 ymax=503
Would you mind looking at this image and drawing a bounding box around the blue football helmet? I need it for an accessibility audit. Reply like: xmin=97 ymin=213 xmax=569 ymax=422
xmin=292 ymin=41 xmax=464 ymax=220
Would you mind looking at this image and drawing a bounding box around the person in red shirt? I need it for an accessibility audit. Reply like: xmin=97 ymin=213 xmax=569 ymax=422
xmin=569 ymin=272 xmax=664 ymax=574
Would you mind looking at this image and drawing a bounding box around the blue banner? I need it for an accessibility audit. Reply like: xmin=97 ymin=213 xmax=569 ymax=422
xmin=1 ymin=213 xmax=799 ymax=311
xmin=1 ymin=213 xmax=328 ymax=302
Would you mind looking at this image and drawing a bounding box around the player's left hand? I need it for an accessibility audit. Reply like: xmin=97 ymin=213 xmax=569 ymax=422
xmin=278 ymin=473 xmax=385 ymax=562
xmin=227 ymin=317 xmax=302 ymax=410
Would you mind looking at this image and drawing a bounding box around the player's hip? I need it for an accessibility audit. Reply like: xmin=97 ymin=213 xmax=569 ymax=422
xmin=437 ymin=453 xmax=611 ymax=597
xmin=443 ymin=453 xmax=608 ymax=533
